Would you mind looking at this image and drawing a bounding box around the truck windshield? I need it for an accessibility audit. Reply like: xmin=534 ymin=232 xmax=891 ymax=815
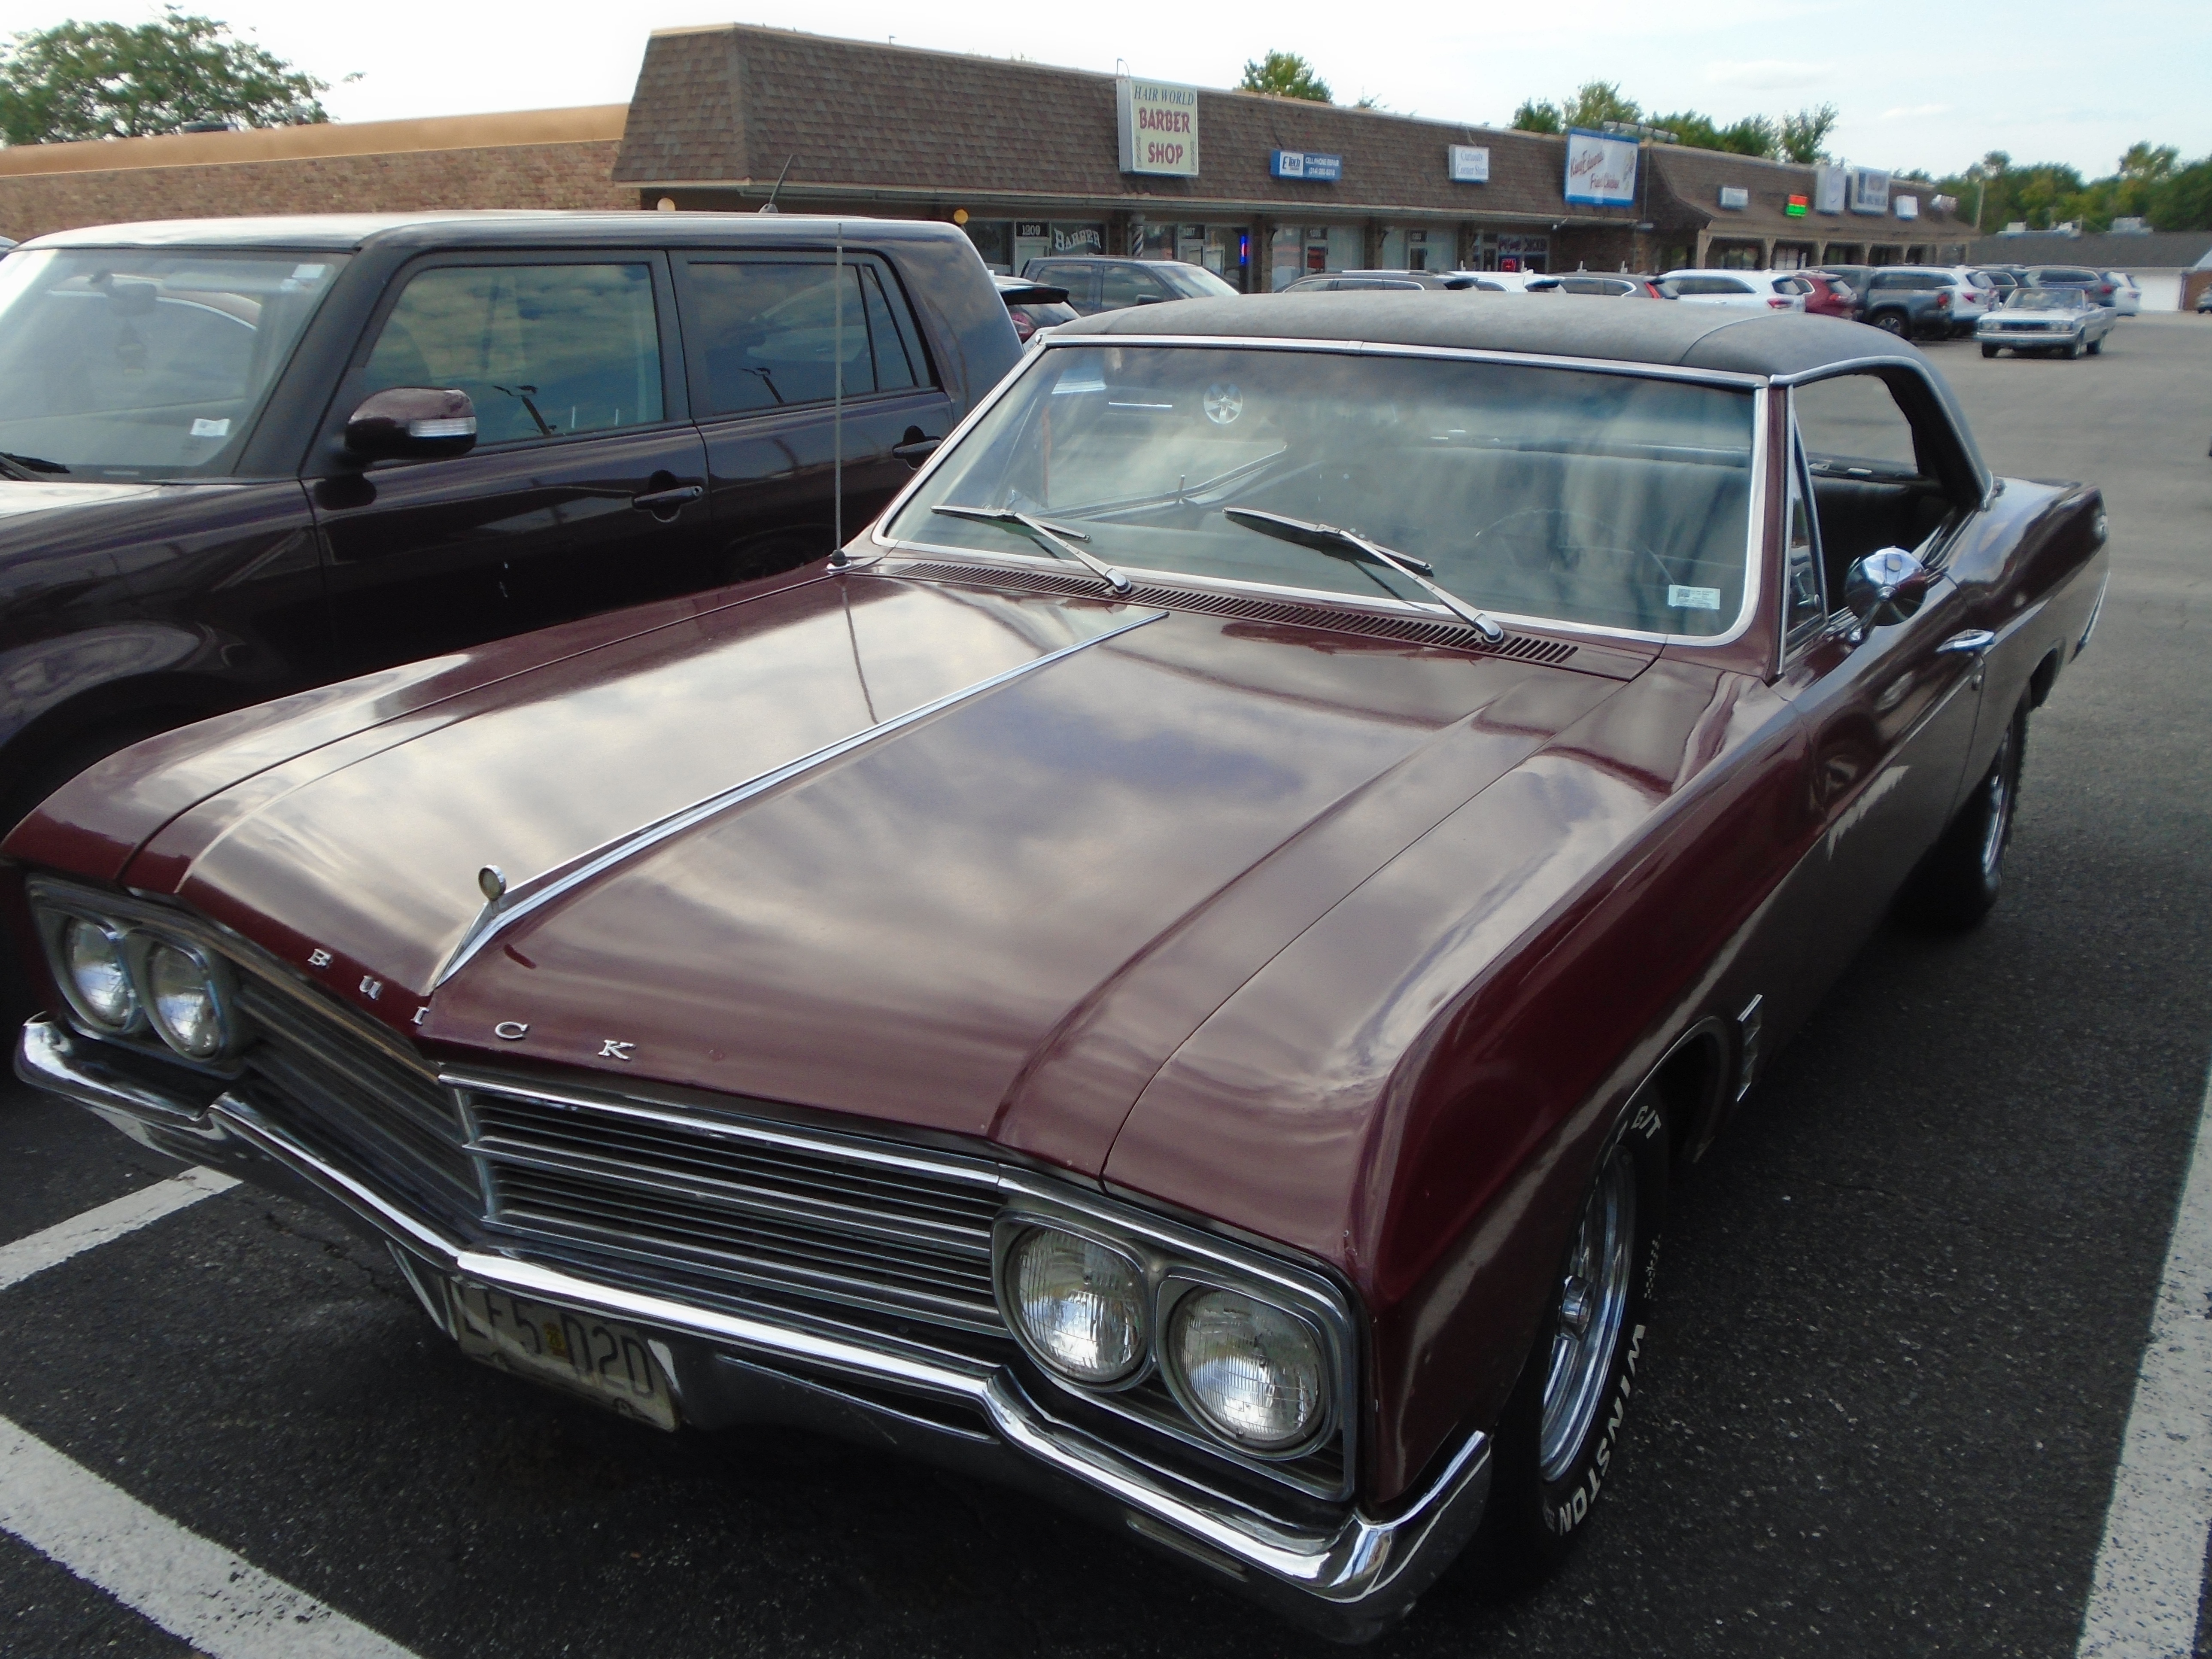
xmin=0 ymin=248 xmax=349 ymax=479
xmin=886 ymin=342 xmax=1757 ymax=638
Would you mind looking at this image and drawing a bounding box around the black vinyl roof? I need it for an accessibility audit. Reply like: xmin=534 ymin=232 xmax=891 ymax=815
xmin=24 ymin=210 xmax=976 ymax=254
xmin=1061 ymin=291 xmax=1929 ymax=380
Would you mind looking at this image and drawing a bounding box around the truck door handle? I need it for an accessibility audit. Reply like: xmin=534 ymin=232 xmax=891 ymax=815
xmin=1935 ymin=629 xmax=1996 ymax=656
xmin=631 ymin=483 xmax=704 ymax=512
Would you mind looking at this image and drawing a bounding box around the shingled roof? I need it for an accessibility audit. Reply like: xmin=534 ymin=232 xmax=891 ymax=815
xmin=614 ymin=25 xmax=1656 ymax=228
xmin=1647 ymin=146 xmax=1966 ymax=243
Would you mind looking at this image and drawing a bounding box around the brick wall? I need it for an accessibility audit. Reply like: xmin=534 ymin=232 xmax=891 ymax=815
xmin=0 ymin=140 xmax=630 ymax=242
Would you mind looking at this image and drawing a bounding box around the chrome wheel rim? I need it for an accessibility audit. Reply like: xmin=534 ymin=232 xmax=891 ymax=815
xmin=1978 ymin=731 xmax=2013 ymax=880
xmin=1539 ymin=1143 xmax=1636 ymax=1482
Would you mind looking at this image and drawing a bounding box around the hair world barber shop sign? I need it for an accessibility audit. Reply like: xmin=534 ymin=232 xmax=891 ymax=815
xmin=1118 ymin=76 xmax=1200 ymax=176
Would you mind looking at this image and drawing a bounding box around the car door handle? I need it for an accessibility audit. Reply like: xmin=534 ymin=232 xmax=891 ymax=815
xmin=631 ymin=483 xmax=704 ymax=511
xmin=1935 ymin=629 xmax=1996 ymax=657
xmin=890 ymin=437 xmax=942 ymax=466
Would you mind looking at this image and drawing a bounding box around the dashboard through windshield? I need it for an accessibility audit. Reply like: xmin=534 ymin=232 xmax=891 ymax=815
xmin=884 ymin=342 xmax=1759 ymax=638
xmin=0 ymin=248 xmax=350 ymax=480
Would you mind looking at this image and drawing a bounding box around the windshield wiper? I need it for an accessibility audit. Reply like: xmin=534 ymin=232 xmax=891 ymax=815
xmin=932 ymin=505 xmax=1133 ymax=594
xmin=1223 ymin=508 xmax=1504 ymax=643
xmin=0 ymin=450 xmax=70 ymax=480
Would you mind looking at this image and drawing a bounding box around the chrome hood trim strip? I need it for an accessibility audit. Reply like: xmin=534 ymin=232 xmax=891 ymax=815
xmin=432 ymin=607 xmax=1165 ymax=986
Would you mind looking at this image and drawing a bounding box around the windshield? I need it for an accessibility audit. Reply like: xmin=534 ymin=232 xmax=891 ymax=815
xmin=2006 ymin=291 xmax=2075 ymax=310
xmin=0 ymin=247 xmax=348 ymax=479
xmin=884 ymin=343 xmax=1757 ymax=638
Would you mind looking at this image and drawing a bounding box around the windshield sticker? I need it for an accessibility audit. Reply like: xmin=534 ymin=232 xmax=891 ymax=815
xmin=290 ymin=264 xmax=328 ymax=281
xmin=189 ymin=417 xmax=231 ymax=438
xmin=1203 ymin=383 xmax=1244 ymax=425
xmin=1668 ymin=584 xmax=1723 ymax=611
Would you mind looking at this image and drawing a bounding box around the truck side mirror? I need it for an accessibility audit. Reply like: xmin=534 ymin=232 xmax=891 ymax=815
xmin=344 ymin=387 xmax=477 ymax=461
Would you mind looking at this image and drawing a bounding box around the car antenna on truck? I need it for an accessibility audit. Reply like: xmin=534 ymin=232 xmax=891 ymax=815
xmin=758 ymin=155 xmax=795 ymax=214
xmin=833 ymin=222 xmax=845 ymax=560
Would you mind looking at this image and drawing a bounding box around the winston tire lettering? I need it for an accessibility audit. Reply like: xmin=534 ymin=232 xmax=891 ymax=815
xmin=1553 ymin=1322 xmax=1646 ymax=1536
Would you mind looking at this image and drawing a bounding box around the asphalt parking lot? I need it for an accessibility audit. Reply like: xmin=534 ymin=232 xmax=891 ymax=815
xmin=3 ymin=310 xmax=2209 ymax=1659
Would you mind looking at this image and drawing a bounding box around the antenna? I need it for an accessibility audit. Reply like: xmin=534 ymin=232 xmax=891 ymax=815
xmin=760 ymin=154 xmax=795 ymax=214
xmin=833 ymin=223 xmax=844 ymax=560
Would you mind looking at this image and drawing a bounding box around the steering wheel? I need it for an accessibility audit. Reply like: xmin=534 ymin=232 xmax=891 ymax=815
xmin=1470 ymin=507 xmax=1676 ymax=594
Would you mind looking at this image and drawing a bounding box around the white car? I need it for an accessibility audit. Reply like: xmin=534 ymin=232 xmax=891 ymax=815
xmin=1656 ymin=270 xmax=1808 ymax=312
xmin=1940 ymin=267 xmax=1997 ymax=328
xmin=1440 ymin=270 xmax=1552 ymax=292
xmin=2107 ymin=271 xmax=2142 ymax=316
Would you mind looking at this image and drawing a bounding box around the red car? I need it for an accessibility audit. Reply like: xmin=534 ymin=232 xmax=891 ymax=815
xmin=1796 ymin=271 xmax=1860 ymax=320
xmin=7 ymin=298 xmax=2107 ymax=1640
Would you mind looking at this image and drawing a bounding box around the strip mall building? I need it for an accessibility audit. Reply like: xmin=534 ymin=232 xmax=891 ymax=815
xmin=0 ymin=24 xmax=1971 ymax=286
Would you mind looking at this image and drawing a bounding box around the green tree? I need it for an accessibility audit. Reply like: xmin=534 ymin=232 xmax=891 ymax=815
xmin=1778 ymin=104 xmax=1838 ymax=164
xmin=0 ymin=8 xmax=327 ymax=145
xmin=1510 ymin=97 xmax=1562 ymax=134
xmin=1559 ymin=81 xmax=1641 ymax=131
xmin=1238 ymin=51 xmax=1331 ymax=103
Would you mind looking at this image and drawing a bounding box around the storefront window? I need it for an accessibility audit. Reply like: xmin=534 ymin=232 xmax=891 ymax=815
xmin=963 ymin=220 xmax=1012 ymax=274
xmin=1378 ymin=227 xmax=1450 ymax=272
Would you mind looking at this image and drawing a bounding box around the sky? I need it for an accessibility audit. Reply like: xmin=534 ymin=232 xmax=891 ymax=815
xmin=6 ymin=0 xmax=2207 ymax=181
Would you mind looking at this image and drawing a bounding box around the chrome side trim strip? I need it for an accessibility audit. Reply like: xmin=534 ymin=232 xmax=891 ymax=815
xmin=18 ymin=1013 xmax=1489 ymax=1616
xmin=433 ymin=608 xmax=1164 ymax=984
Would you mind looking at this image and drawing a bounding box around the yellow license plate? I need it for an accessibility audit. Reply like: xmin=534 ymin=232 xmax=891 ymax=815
xmin=448 ymin=1281 xmax=678 ymax=1431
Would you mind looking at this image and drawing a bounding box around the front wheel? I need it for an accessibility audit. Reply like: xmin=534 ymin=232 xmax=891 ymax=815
xmin=1480 ymin=1095 xmax=1669 ymax=1583
xmin=1981 ymin=343 xmax=1999 ymax=358
xmin=2086 ymin=338 xmax=2103 ymax=356
xmin=2063 ymin=341 xmax=2081 ymax=360
xmin=1900 ymin=700 xmax=2026 ymax=930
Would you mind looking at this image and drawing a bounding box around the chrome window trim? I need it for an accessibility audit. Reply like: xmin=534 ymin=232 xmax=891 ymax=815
xmin=866 ymin=333 xmax=1771 ymax=650
xmin=1768 ymin=354 xmax=1993 ymax=504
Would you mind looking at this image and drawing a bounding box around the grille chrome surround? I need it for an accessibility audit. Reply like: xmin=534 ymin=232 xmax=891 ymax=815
xmin=458 ymin=1077 xmax=1007 ymax=1336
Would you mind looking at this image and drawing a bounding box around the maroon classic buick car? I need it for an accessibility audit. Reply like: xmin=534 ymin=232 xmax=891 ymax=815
xmin=7 ymin=296 xmax=2105 ymax=1638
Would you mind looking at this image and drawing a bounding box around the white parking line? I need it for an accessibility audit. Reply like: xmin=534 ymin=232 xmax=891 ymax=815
xmin=2077 ymin=1061 xmax=2212 ymax=1658
xmin=0 ymin=1166 xmax=238 ymax=1293
xmin=0 ymin=1414 xmax=422 ymax=1659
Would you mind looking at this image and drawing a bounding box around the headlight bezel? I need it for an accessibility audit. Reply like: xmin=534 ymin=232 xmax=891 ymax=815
xmin=27 ymin=880 xmax=251 ymax=1068
xmin=1158 ymin=1277 xmax=1335 ymax=1458
xmin=998 ymin=1220 xmax=1154 ymax=1390
xmin=991 ymin=1180 xmax=1356 ymax=1496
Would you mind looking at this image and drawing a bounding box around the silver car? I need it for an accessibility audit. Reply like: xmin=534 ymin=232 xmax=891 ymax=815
xmin=1977 ymin=287 xmax=2116 ymax=359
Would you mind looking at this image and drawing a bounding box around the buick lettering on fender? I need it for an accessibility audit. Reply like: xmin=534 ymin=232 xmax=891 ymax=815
xmin=6 ymin=295 xmax=2106 ymax=1640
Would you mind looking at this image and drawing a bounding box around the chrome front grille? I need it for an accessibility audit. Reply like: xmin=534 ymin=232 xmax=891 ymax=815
xmin=462 ymin=1085 xmax=1007 ymax=1335
xmin=232 ymin=978 xmax=476 ymax=1208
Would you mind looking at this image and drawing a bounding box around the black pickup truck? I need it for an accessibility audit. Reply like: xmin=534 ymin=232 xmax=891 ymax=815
xmin=0 ymin=211 xmax=1019 ymax=834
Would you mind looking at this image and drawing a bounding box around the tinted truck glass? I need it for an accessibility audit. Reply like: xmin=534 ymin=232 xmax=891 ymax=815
xmin=362 ymin=262 xmax=664 ymax=444
xmin=684 ymin=259 xmax=930 ymax=416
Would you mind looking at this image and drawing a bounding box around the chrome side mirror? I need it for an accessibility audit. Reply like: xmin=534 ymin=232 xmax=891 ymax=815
xmin=1843 ymin=546 xmax=1932 ymax=633
xmin=344 ymin=386 xmax=477 ymax=462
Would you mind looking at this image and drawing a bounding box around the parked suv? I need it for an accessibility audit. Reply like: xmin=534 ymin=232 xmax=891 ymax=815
xmin=1282 ymin=269 xmax=1480 ymax=292
xmin=2027 ymin=265 xmax=2121 ymax=307
xmin=1858 ymin=267 xmax=1970 ymax=339
xmin=1655 ymin=270 xmax=1808 ymax=311
xmin=1019 ymin=255 xmax=1239 ymax=314
xmin=0 ymin=211 xmax=1020 ymax=839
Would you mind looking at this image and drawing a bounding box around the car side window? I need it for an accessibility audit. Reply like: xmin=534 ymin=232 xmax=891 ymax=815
xmin=1100 ymin=265 xmax=1166 ymax=310
xmin=1793 ymin=374 xmax=1921 ymax=477
xmin=362 ymin=262 xmax=664 ymax=446
xmin=681 ymin=257 xmax=935 ymax=417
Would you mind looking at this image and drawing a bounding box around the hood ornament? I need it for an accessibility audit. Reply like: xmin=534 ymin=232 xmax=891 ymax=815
xmin=478 ymin=866 xmax=506 ymax=903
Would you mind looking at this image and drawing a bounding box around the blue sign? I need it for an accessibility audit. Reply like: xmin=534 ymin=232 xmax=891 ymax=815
xmin=1270 ymin=150 xmax=1343 ymax=183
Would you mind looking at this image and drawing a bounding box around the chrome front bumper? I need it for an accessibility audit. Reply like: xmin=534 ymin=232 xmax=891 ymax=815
xmin=18 ymin=1015 xmax=1489 ymax=1641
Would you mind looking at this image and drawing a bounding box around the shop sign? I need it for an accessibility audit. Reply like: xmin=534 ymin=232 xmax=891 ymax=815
xmin=1449 ymin=145 xmax=1489 ymax=184
xmin=1894 ymin=194 xmax=1919 ymax=221
xmin=1847 ymin=166 xmax=1890 ymax=215
xmin=1050 ymin=222 xmax=1106 ymax=254
xmin=1015 ymin=222 xmax=1047 ymax=239
xmin=1813 ymin=165 xmax=1847 ymax=214
xmin=1785 ymin=194 xmax=1810 ymax=218
xmin=1717 ymin=185 xmax=1749 ymax=210
xmin=1563 ymin=128 xmax=1637 ymax=207
xmin=1118 ymin=76 xmax=1200 ymax=176
xmin=1271 ymin=150 xmax=1343 ymax=182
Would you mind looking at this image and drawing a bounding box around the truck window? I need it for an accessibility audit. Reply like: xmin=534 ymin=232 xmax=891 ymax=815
xmin=683 ymin=258 xmax=933 ymax=416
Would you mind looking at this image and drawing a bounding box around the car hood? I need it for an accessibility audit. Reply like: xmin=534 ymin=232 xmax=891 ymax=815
xmin=47 ymin=571 xmax=1645 ymax=1178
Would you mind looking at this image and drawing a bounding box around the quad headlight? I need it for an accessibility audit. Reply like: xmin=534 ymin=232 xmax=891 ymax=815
xmin=33 ymin=892 xmax=242 ymax=1063
xmin=1165 ymin=1288 xmax=1328 ymax=1452
xmin=60 ymin=916 xmax=138 ymax=1032
xmin=1005 ymin=1225 xmax=1148 ymax=1384
xmin=143 ymin=938 xmax=231 ymax=1060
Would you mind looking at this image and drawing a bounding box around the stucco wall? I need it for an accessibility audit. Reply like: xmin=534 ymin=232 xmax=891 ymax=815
xmin=0 ymin=139 xmax=630 ymax=241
